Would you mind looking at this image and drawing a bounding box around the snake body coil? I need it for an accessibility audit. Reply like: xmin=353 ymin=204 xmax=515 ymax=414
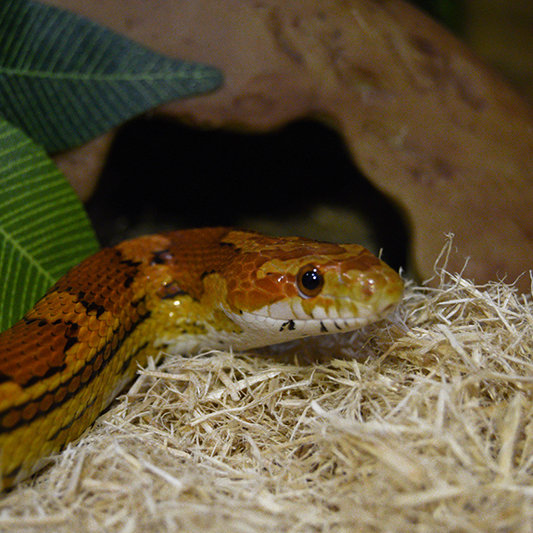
xmin=0 ymin=227 xmax=403 ymax=488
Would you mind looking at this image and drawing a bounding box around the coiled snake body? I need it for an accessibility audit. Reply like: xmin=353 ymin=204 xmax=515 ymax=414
xmin=0 ymin=227 xmax=403 ymax=488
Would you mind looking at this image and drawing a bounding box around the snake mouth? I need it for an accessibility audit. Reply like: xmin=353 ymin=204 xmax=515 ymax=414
xmin=222 ymin=303 xmax=392 ymax=350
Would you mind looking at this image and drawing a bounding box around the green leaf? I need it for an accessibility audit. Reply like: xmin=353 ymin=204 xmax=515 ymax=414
xmin=0 ymin=0 xmax=223 ymax=153
xmin=0 ymin=116 xmax=98 ymax=331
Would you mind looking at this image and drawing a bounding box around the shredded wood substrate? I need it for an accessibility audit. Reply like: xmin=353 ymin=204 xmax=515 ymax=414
xmin=2 ymin=265 xmax=533 ymax=532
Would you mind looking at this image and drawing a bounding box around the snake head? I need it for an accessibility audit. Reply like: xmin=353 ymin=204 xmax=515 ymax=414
xmin=219 ymin=234 xmax=404 ymax=349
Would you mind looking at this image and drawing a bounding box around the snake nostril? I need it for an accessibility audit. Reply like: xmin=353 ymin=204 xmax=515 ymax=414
xmin=358 ymin=276 xmax=377 ymax=300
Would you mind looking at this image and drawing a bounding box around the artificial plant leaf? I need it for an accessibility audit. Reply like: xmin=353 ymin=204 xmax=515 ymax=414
xmin=0 ymin=0 xmax=223 ymax=153
xmin=0 ymin=116 xmax=98 ymax=331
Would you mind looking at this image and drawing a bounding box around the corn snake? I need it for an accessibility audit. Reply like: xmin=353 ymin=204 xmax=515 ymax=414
xmin=0 ymin=227 xmax=403 ymax=488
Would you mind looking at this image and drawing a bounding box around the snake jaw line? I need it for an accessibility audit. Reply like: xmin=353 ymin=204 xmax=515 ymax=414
xmin=223 ymin=305 xmax=392 ymax=349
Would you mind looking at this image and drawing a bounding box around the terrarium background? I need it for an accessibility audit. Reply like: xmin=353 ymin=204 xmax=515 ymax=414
xmin=85 ymin=0 xmax=533 ymax=282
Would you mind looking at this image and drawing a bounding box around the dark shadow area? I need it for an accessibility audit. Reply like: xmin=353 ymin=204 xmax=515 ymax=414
xmin=410 ymin=0 xmax=464 ymax=35
xmin=85 ymin=118 xmax=408 ymax=270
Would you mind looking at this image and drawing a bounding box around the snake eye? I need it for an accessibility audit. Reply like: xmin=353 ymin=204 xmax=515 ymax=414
xmin=297 ymin=265 xmax=324 ymax=298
